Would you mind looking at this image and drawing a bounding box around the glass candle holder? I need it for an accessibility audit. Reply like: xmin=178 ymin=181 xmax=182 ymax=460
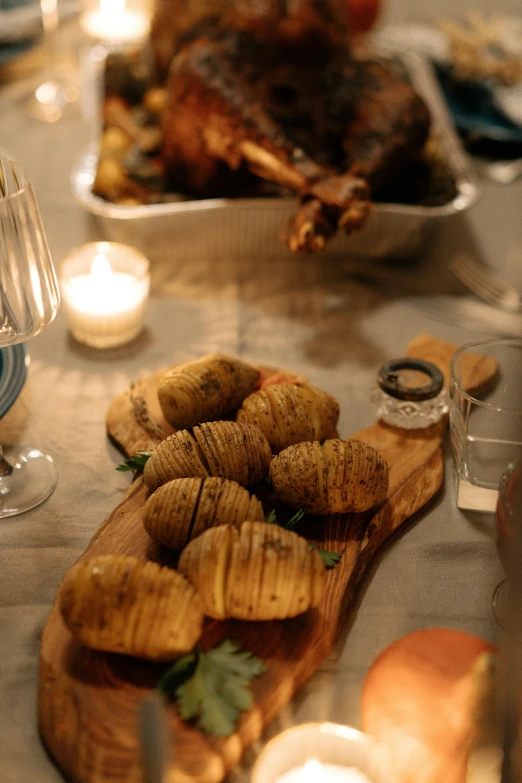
xmin=373 ymin=358 xmax=448 ymax=430
xmin=251 ymin=724 xmax=391 ymax=783
xmin=59 ymin=242 xmax=150 ymax=348
xmin=81 ymin=0 xmax=150 ymax=48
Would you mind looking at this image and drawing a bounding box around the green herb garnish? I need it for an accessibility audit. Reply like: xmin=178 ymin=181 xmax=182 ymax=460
xmin=116 ymin=450 xmax=153 ymax=472
xmin=311 ymin=545 xmax=342 ymax=568
xmin=266 ymin=508 xmax=277 ymax=524
xmin=266 ymin=507 xmax=304 ymax=530
xmin=158 ymin=640 xmax=266 ymax=737
xmin=266 ymin=509 xmax=340 ymax=567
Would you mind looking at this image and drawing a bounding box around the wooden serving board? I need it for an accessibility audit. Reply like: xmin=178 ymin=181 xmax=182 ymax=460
xmin=38 ymin=335 xmax=496 ymax=783
xmin=361 ymin=628 xmax=498 ymax=783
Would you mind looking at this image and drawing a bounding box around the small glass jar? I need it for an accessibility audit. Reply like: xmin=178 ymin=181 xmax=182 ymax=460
xmin=373 ymin=358 xmax=448 ymax=430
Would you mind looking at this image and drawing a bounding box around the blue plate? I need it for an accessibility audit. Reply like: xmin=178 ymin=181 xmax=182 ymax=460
xmin=435 ymin=65 xmax=522 ymax=145
xmin=0 ymin=39 xmax=36 ymax=67
xmin=0 ymin=343 xmax=27 ymax=418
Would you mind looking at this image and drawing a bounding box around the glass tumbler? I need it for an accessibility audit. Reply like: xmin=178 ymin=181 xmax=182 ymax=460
xmin=450 ymin=339 xmax=522 ymax=512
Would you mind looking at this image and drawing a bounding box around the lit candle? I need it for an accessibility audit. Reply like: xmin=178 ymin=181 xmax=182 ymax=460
xmin=277 ymin=759 xmax=372 ymax=783
xmin=81 ymin=0 xmax=150 ymax=46
xmin=59 ymin=242 xmax=150 ymax=348
xmin=251 ymin=724 xmax=390 ymax=783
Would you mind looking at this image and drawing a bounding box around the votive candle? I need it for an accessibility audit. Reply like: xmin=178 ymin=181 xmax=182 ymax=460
xmin=59 ymin=242 xmax=150 ymax=348
xmin=251 ymin=723 xmax=391 ymax=783
xmin=81 ymin=0 xmax=150 ymax=46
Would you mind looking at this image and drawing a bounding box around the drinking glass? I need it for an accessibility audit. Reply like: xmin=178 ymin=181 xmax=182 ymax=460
xmin=0 ymin=156 xmax=60 ymax=518
xmin=25 ymin=0 xmax=80 ymax=123
xmin=449 ymin=339 xmax=522 ymax=512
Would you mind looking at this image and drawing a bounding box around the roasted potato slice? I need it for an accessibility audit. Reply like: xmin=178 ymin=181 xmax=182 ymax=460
xmin=144 ymin=420 xmax=271 ymax=491
xmin=143 ymin=476 xmax=265 ymax=550
xmin=269 ymin=438 xmax=389 ymax=514
xmin=158 ymin=353 xmax=260 ymax=429
xmin=178 ymin=520 xmax=325 ymax=620
xmin=237 ymin=381 xmax=339 ymax=453
xmin=60 ymin=555 xmax=203 ymax=661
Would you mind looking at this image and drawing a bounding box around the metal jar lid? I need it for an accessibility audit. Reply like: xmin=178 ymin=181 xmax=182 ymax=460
xmin=377 ymin=358 xmax=444 ymax=402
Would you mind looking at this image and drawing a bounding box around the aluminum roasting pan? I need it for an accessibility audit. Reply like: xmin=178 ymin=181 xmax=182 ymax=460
xmin=71 ymin=51 xmax=480 ymax=264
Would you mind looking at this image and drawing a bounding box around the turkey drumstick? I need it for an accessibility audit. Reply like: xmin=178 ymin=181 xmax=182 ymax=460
xmin=282 ymin=60 xmax=431 ymax=252
xmin=162 ymin=36 xmax=372 ymax=221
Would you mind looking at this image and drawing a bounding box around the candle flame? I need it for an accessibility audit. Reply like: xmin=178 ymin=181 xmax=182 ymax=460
xmin=90 ymin=254 xmax=113 ymax=284
xmin=303 ymin=759 xmax=325 ymax=781
xmin=100 ymin=0 xmax=125 ymax=18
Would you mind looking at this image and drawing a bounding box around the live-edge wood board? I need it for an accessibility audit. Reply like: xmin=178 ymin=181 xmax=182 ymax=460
xmin=38 ymin=335 xmax=497 ymax=783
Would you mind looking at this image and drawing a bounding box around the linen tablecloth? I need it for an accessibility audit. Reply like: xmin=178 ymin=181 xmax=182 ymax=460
xmin=0 ymin=21 xmax=519 ymax=782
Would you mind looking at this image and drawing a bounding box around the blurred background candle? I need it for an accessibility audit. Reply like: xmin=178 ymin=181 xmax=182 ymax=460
xmin=59 ymin=242 xmax=150 ymax=348
xmin=81 ymin=0 xmax=150 ymax=46
xmin=251 ymin=724 xmax=390 ymax=783
xmin=276 ymin=758 xmax=372 ymax=782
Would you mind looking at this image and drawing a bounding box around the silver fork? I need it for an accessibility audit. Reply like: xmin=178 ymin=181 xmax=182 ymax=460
xmin=449 ymin=254 xmax=522 ymax=313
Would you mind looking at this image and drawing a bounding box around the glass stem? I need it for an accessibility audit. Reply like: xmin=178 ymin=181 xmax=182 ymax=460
xmin=0 ymin=446 xmax=14 ymax=477
xmin=40 ymin=0 xmax=59 ymax=73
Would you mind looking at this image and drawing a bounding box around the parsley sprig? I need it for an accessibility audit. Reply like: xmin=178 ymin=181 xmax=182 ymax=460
xmin=310 ymin=545 xmax=342 ymax=568
xmin=157 ymin=640 xmax=266 ymax=737
xmin=116 ymin=450 xmax=153 ymax=472
xmin=266 ymin=508 xmax=341 ymax=568
xmin=266 ymin=507 xmax=304 ymax=530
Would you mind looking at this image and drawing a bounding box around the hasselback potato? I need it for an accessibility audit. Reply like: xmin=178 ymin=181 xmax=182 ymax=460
xmin=143 ymin=420 xmax=271 ymax=491
xmin=143 ymin=477 xmax=265 ymax=550
xmin=178 ymin=520 xmax=325 ymax=620
xmin=60 ymin=555 xmax=203 ymax=661
xmin=269 ymin=438 xmax=389 ymax=514
xmin=237 ymin=381 xmax=339 ymax=453
xmin=158 ymin=353 xmax=259 ymax=429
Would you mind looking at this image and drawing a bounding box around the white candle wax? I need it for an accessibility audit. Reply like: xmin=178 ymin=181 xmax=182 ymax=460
xmin=81 ymin=0 xmax=149 ymax=44
xmin=276 ymin=760 xmax=372 ymax=783
xmin=60 ymin=244 xmax=150 ymax=348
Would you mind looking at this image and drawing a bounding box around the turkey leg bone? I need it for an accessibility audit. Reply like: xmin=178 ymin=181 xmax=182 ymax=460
xmin=283 ymin=61 xmax=431 ymax=252
xmin=162 ymin=37 xmax=371 ymax=219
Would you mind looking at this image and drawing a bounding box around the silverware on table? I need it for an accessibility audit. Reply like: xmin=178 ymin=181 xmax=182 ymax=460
xmin=139 ymin=693 xmax=168 ymax=783
xmin=476 ymin=159 xmax=522 ymax=186
xmin=450 ymin=254 xmax=522 ymax=313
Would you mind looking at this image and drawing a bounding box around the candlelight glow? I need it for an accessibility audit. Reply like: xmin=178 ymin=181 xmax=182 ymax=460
xmin=303 ymin=760 xmax=324 ymax=780
xmin=90 ymin=254 xmax=113 ymax=284
xmin=60 ymin=242 xmax=150 ymax=347
xmin=100 ymin=0 xmax=125 ymax=17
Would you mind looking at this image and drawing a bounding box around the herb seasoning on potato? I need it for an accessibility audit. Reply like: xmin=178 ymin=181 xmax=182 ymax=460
xmin=237 ymin=381 xmax=339 ymax=453
xmin=158 ymin=353 xmax=259 ymax=429
xmin=143 ymin=420 xmax=271 ymax=490
xmin=269 ymin=438 xmax=389 ymax=514
xmin=60 ymin=555 xmax=203 ymax=661
xmin=178 ymin=520 xmax=326 ymax=620
xmin=143 ymin=476 xmax=264 ymax=550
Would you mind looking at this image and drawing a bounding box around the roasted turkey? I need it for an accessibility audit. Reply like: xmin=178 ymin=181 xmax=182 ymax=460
xmin=151 ymin=0 xmax=431 ymax=251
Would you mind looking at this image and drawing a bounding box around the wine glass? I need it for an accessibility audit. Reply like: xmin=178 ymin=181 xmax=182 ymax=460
xmin=25 ymin=0 xmax=80 ymax=123
xmin=0 ymin=156 xmax=60 ymax=518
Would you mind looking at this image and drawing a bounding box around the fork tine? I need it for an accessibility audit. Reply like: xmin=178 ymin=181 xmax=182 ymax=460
xmin=449 ymin=254 xmax=521 ymax=311
xmin=450 ymin=263 xmax=501 ymax=303
xmin=453 ymin=256 xmax=507 ymax=296
xmin=453 ymin=263 xmax=506 ymax=300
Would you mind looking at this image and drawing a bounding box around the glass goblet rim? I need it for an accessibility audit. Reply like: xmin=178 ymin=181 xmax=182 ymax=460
xmin=0 ymin=156 xmax=31 ymax=202
xmin=449 ymin=337 xmax=522 ymax=414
